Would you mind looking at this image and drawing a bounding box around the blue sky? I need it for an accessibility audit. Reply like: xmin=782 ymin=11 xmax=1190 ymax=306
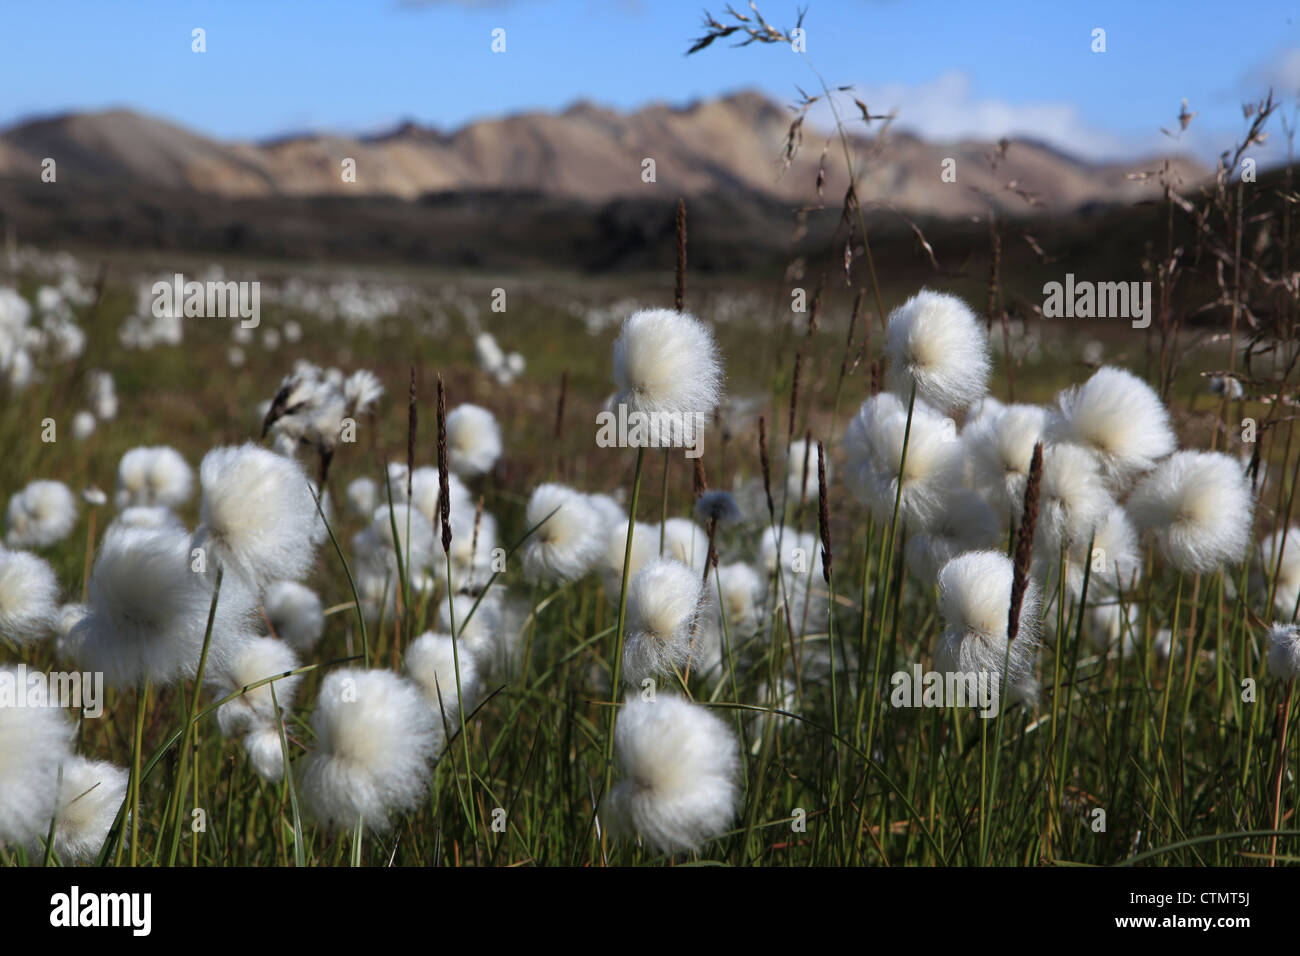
xmin=1 ymin=0 xmax=1296 ymax=162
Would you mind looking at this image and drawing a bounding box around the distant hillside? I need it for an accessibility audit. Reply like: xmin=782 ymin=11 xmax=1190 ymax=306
xmin=0 ymin=91 xmax=1205 ymax=216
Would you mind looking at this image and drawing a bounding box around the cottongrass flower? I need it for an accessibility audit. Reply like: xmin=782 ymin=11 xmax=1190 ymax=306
xmin=263 ymin=580 xmax=325 ymax=652
xmin=1087 ymin=601 xmax=1140 ymax=657
xmin=1056 ymin=506 xmax=1142 ymax=602
xmin=0 ymin=670 xmax=74 ymax=848
xmin=586 ymin=492 xmax=627 ymax=528
xmin=661 ymin=517 xmax=709 ymax=570
xmin=603 ymin=694 xmax=739 ymax=854
xmin=1128 ymin=451 xmax=1254 ymax=574
xmin=622 ymin=558 xmax=709 ymax=686
xmin=933 ymin=551 xmax=1041 ymax=706
xmin=714 ymin=561 xmax=765 ymax=637
xmin=298 ymin=668 xmax=438 ymax=832
xmin=786 ymin=438 xmax=828 ymax=504
xmin=345 ymin=476 xmax=378 ymax=518
xmin=243 ymin=725 xmax=290 ymax=782
xmin=884 ymin=289 xmax=990 ymax=411
xmin=406 ymin=631 xmax=480 ymax=723
xmin=6 ymin=480 xmax=78 ymax=549
xmin=49 ymin=757 xmax=129 ymax=863
xmin=0 ymin=546 xmax=60 ymax=643
xmin=192 ymin=444 xmax=322 ymax=588
xmin=212 ymin=636 xmax=302 ymax=738
xmin=1045 ymin=366 xmax=1176 ymax=491
xmin=964 ymin=403 xmax=1048 ymax=518
xmin=353 ymin=504 xmax=436 ymax=617
xmin=844 ymin=391 xmax=963 ymax=530
xmin=1258 ymin=526 xmax=1300 ymax=618
xmin=436 ymin=587 xmax=523 ymax=685
xmin=113 ymin=446 xmax=193 ymax=510
xmin=904 ymin=488 xmax=1001 ymax=583
xmin=71 ymin=410 xmax=96 ymax=441
xmin=1029 ymin=443 xmax=1113 ymax=563
xmin=53 ymin=602 xmax=89 ymax=662
xmin=73 ymin=525 xmax=254 ymax=687
xmin=520 ymin=483 xmax=605 ymax=583
xmin=1266 ymin=623 xmax=1300 ymax=681
xmin=600 ymin=520 xmax=657 ymax=600
xmin=445 ymin=404 xmax=503 ymax=477
xmin=612 ymin=308 xmax=723 ymax=446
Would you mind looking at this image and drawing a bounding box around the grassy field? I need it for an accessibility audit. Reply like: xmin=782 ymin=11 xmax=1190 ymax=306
xmin=2 ymin=233 xmax=1298 ymax=868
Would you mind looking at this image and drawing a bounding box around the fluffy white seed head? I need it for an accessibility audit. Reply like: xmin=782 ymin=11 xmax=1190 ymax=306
xmin=964 ymin=403 xmax=1048 ymax=517
xmin=193 ymin=444 xmax=321 ymax=588
xmin=212 ymin=636 xmax=302 ymax=738
xmin=73 ymin=524 xmax=254 ymax=687
xmin=1128 ymin=451 xmax=1253 ymax=574
xmin=114 ymin=446 xmax=193 ymax=510
xmin=1258 ymin=526 xmax=1300 ymax=619
xmin=884 ymin=289 xmax=990 ymax=411
xmin=406 ymin=631 xmax=480 ymax=723
xmin=904 ymin=488 xmax=1001 ymax=583
xmin=298 ymin=669 xmax=438 ymax=832
xmin=264 ymin=580 xmax=325 ymax=652
xmin=1045 ymin=366 xmax=1176 ymax=491
xmin=661 ymin=517 xmax=710 ymax=570
xmin=934 ymin=551 xmax=1041 ymax=706
xmin=714 ymin=561 xmax=765 ymax=637
xmin=521 ymin=483 xmax=604 ymax=583
xmin=622 ymin=558 xmax=709 ymax=686
xmin=600 ymin=520 xmax=657 ymax=601
xmin=0 ymin=673 xmax=75 ymax=848
xmin=49 ymin=757 xmax=129 ymax=863
xmin=6 ymin=480 xmax=78 ymax=549
xmin=243 ymin=726 xmax=288 ymax=782
xmin=0 ymin=546 xmax=59 ymax=643
xmin=844 ymin=392 xmax=963 ymax=530
xmin=1031 ymin=443 xmax=1114 ymax=562
xmin=445 ymin=403 xmax=503 ymax=477
xmin=1266 ymin=623 xmax=1300 ymax=681
xmin=586 ymin=492 xmax=627 ymax=529
xmin=345 ymin=477 xmax=378 ymax=518
xmin=603 ymin=695 xmax=739 ymax=854
xmin=612 ymin=308 xmax=723 ymax=445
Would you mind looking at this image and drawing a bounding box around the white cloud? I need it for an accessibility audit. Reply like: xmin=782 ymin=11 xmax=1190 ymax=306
xmin=818 ymin=71 xmax=1130 ymax=161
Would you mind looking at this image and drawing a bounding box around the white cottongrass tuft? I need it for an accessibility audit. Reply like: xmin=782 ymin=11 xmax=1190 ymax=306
xmin=113 ymin=446 xmax=193 ymax=510
xmin=622 ymin=558 xmax=709 ymax=686
xmin=600 ymin=520 xmax=657 ymax=601
xmin=352 ymin=504 xmax=436 ymax=617
xmin=714 ymin=561 xmax=765 ymax=637
xmin=661 ymin=517 xmax=710 ymax=570
xmin=243 ymin=725 xmax=289 ymax=782
xmin=786 ymin=438 xmax=828 ymax=504
xmin=0 ymin=546 xmax=60 ymax=643
xmin=964 ymin=403 xmax=1048 ymax=517
xmin=1045 ymin=366 xmax=1176 ymax=490
xmin=406 ymin=631 xmax=480 ymax=724
xmin=212 ymin=636 xmax=302 ymax=738
xmin=520 ymin=483 xmax=605 ymax=583
xmin=1128 ymin=451 xmax=1254 ymax=574
xmin=0 ymin=671 xmax=75 ymax=848
xmin=48 ymin=757 xmax=129 ymax=863
xmin=843 ymin=391 xmax=963 ymax=530
xmin=1265 ymin=623 xmax=1300 ymax=681
xmin=264 ymin=580 xmax=325 ymax=652
xmin=884 ymin=289 xmax=990 ymax=411
xmin=1030 ymin=443 xmax=1114 ymax=562
xmin=904 ymin=488 xmax=1001 ymax=583
xmin=71 ymin=410 xmax=96 ymax=441
xmin=445 ymin=404 xmax=503 ymax=477
xmin=612 ymin=308 xmax=723 ymax=446
xmin=192 ymin=443 xmax=321 ymax=588
xmin=586 ymin=492 xmax=627 ymax=529
xmin=73 ymin=524 xmax=254 ymax=687
xmin=6 ymin=480 xmax=78 ymax=549
xmin=108 ymin=505 xmax=183 ymax=534
xmin=345 ymin=476 xmax=378 ymax=518
xmin=298 ymin=668 xmax=438 ymax=831
xmin=933 ymin=551 xmax=1041 ymax=706
xmin=1258 ymin=526 xmax=1300 ymax=619
xmin=603 ymin=694 xmax=739 ymax=853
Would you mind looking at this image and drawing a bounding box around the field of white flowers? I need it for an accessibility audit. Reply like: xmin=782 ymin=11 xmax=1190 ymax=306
xmin=0 ymin=231 xmax=1298 ymax=869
